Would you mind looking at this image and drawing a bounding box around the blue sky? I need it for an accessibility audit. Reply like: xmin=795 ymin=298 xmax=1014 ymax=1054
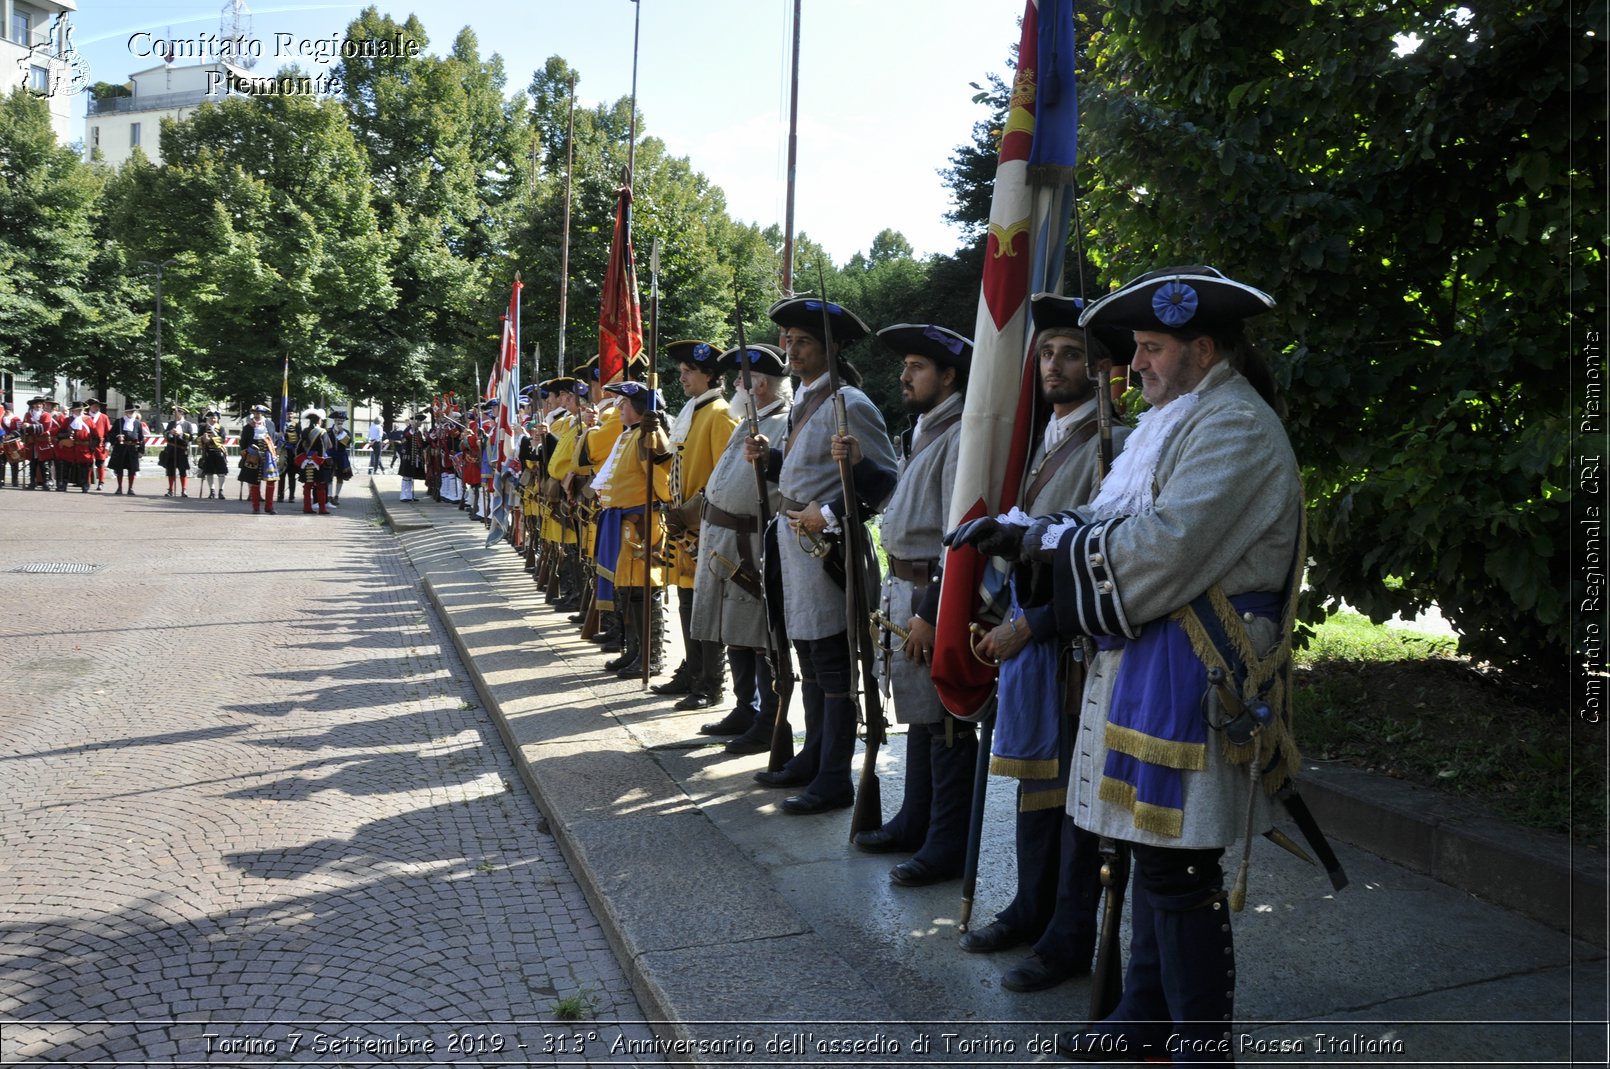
xmin=65 ymin=0 xmax=1030 ymax=261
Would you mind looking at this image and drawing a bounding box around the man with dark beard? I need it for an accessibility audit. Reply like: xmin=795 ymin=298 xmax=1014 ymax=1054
xmin=958 ymin=294 xmax=1131 ymax=995
xmin=836 ymin=324 xmax=976 ymax=885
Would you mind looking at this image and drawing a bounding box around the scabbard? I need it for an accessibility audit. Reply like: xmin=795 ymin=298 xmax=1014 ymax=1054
xmin=1278 ymin=782 xmax=1349 ymax=892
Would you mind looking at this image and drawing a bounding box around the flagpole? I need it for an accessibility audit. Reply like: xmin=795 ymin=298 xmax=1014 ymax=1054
xmin=641 ymin=236 xmax=660 ymax=688
xmin=782 ymin=0 xmax=801 ymax=296
xmin=557 ymin=72 xmax=576 ymax=369
xmin=627 ymin=0 xmax=641 ymax=186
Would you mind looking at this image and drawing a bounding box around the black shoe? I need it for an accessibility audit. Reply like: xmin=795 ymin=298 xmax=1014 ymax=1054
xmin=619 ymin=659 xmax=662 ymax=679
xmin=889 ymin=858 xmax=960 ymax=887
xmin=781 ymin=792 xmax=852 ymax=815
xmin=604 ymin=650 xmax=636 ymax=672
xmin=753 ymin=768 xmax=809 ymax=789
xmin=852 ymin=827 xmax=919 ymax=855
xmin=649 ymin=671 xmax=693 ymax=696
xmin=568 ymin=610 xmax=588 ymax=624
xmin=723 ymin=727 xmax=773 ymax=755
xmin=1001 ymin=952 xmax=1087 ymax=993
xmin=697 ymin=706 xmax=747 ymax=731
xmin=958 ymin=919 xmax=1029 ymax=955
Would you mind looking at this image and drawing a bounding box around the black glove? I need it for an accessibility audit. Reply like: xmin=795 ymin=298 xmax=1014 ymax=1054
xmin=944 ymin=517 xmax=1029 ymax=561
xmin=1022 ymin=516 xmax=1058 ymax=563
xmin=652 ymin=409 xmax=671 ymax=434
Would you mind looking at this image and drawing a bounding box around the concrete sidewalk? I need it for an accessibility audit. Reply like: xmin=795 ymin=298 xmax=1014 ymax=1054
xmin=372 ymin=476 xmax=1608 ymax=1068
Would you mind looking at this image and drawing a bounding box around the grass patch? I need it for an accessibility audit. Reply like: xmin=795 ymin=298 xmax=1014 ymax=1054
xmin=1294 ymin=612 xmax=1603 ymax=849
xmin=553 ymin=989 xmax=597 ymax=1021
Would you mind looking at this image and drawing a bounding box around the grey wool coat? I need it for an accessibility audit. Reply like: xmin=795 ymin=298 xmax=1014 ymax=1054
xmin=874 ymin=391 xmax=965 ymax=725
xmin=689 ymin=400 xmax=788 ymax=647
xmin=776 ymin=376 xmax=898 ymax=642
xmin=1061 ymin=362 xmax=1302 ymax=849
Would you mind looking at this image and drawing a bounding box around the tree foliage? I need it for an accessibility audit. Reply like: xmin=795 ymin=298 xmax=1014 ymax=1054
xmin=1077 ymin=0 xmax=1602 ymax=673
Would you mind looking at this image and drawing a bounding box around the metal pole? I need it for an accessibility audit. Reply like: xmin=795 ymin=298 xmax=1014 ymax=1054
xmin=557 ymin=72 xmax=575 ymax=368
xmin=153 ymin=269 xmax=163 ymax=412
xmin=782 ymin=0 xmax=801 ymax=296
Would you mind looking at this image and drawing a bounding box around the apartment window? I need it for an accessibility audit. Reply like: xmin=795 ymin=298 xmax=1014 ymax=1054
xmin=130 ymin=123 xmax=141 ymax=147
xmin=29 ymin=66 xmax=50 ymax=94
xmin=90 ymin=126 xmax=99 ymax=149
xmin=12 ymin=12 xmax=30 ymax=46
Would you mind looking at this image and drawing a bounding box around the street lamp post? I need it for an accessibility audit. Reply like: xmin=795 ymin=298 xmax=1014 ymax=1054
xmin=138 ymin=258 xmax=178 ymax=412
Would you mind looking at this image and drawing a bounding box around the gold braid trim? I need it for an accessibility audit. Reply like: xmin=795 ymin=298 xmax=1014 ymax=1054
xmin=989 ymin=755 xmax=1060 ymax=781
xmin=1169 ymin=509 xmax=1309 ymax=794
xmin=1019 ymin=785 xmax=1067 ymax=813
xmin=1098 ymin=777 xmax=1185 ymax=838
xmin=1104 ymin=722 xmax=1206 ymax=771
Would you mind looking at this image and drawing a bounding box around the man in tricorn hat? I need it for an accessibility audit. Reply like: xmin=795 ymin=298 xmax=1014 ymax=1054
xmin=836 ymin=323 xmax=976 ymax=881
xmin=55 ymin=400 xmax=93 ymax=492
xmin=743 ymin=296 xmax=898 ymax=816
xmin=108 ymin=403 xmax=146 ymax=495
xmin=689 ymin=343 xmax=793 ymax=755
xmin=295 ymin=407 xmax=333 ymax=514
xmin=652 ymin=339 xmax=739 ymax=714
xmin=197 ymin=409 xmax=230 ymax=499
xmin=949 ymin=266 xmax=1302 ymax=1061
xmin=959 ymin=293 xmax=1131 ymax=995
xmin=84 ymin=398 xmax=111 ymax=490
xmin=594 ymin=380 xmax=673 ymax=677
xmin=158 ymin=405 xmax=195 ymax=498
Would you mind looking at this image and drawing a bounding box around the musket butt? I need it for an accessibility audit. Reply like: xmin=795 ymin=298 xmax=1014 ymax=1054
xmin=958 ymin=896 xmax=974 ymax=933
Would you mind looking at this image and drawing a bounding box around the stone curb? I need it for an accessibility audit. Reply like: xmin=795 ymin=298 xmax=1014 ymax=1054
xmin=1297 ymin=760 xmax=1607 ymax=947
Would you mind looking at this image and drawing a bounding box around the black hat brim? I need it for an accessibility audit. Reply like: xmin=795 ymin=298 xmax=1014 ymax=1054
xmin=767 ymin=296 xmax=870 ymax=346
xmin=718 ymin=344 xmax=788 ymax=378
xmin=875 ymin=323 xmax=973 ymax=372
xmin=1079 ymin=267 xmax=1273 ymax=333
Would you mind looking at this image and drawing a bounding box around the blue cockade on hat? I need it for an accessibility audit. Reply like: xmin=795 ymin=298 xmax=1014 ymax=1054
xmin=692 ymin=342 xmax=713 ymax=362
xmin=1153 ymin=281 xmax=1199 ymax=327
xmin=922 ymin=325 xmax=966 ymax=356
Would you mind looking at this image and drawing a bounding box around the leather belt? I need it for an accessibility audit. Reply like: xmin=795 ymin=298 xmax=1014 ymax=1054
xmin=887 ymin=555 xmax=938 ymax=585
xmin=702 ymin=500 xmax=758 ymax=534
xmin=779 ymin=496 xmax=806 ymax=513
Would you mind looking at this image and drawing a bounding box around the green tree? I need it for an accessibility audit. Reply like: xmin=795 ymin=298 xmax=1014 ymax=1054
xmin=106 ymin=86 xmax=396 ymax=413
xmin=0 ymin=87 xmax=99 ymax=389
xmin=338 ymin=8 xmax=529 ymax=421
xmin=1077 ymin=0 xmax=1602 ymax=675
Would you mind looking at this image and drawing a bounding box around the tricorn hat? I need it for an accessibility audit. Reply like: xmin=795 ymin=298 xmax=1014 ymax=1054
xmin=767 ymin=295 xmax=871 ymax=347
xmin=1078 ymin=265 xmax=1274 ymax=334
xmin=665 ymin=339 xmax=722 ymax=371
xmin=875 ymin=323 xmax=973 ymax=373
xmin=302 ymin=407 xmax=325 ymax=422
xmin=718 ymin=343 xmax=787 ymax=378
xmin=1030 ymin=293 xmax=1132 ymax=364
xmin=603 ymin=380 xmax=663 ymax=412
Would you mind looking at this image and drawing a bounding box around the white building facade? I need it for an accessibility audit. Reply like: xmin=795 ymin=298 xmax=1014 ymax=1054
xmin=0 ymin=0 xmax=79 ymax=144
xmin=85 ymin=61 xmax=234 ymax=168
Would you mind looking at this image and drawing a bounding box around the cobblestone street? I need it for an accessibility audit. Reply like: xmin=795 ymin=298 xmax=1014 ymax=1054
xmin=0 ymin=478 xmax=660 ymax=1066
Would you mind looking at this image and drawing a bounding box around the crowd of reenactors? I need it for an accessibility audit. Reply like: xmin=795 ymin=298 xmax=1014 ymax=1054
xmin=456 ymin=270 xmax=1326 ymax=1063
xmin=0 ymin=397 xmax=359 ymax=514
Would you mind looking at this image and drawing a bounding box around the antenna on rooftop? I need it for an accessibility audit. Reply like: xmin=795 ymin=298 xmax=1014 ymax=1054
xmin=220 ymin=0 xmax=257 ymax=70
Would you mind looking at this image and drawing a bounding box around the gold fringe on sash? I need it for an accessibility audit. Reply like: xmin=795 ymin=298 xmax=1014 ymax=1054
xmin=989 ymin=756 xmax=1060 ymax=781
xmin=1099 ymin=776 xmax=1185 ymax=838
xmin=1018 ymin=785 xmax=1067 ymax=813
xmin=1104 ymin=722 xmax=1206 ymax=771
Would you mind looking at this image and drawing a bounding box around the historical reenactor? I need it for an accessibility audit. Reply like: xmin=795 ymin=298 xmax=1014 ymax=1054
xmin=158 ymin=406 xmax=196 ymax=498
xmin=956 ymin=294 xmax=1131 ymax=996
xmin=22 ymin=398 xmax=57 ymax=490
xmin=85 ymin=398 xmax=112 ymax=490
xmin=196 ymin=410 xmax=230 ymax=499
xmin=833 ymin=324 xmax=975 ymax=884
xmin=949 ymin=267 xmax=1303 ymax=1061
xmin=743 ymin=296 xmax=899 ymax=816
xmin=55 ymin=400 xmax=94 ymax=492
xmin=690 ymin=343 xmax=793 ymax=754
xmin=239 ymin=407 xmax=281 ymax=514
xmin=294 ymin=407 xmax=335 ymax=515
xmin=652 ymin=340 xmax=739 ymax=712
xmin=0 ymin=401 xmax=21 ymax=488
xmin=594 ymin=380 xmax=673 ymax=676
xmin=278 ymin=407 xmax=300 ymax=505
xmin=108 ymin=404 xmax=147 ymax=495
xmin=458 ymin=408 xmax=482 ymax=515
xmin=326 ymin=409 xmax=354 ymax=507
xmin=397 ymin=412 xmax=428 ymax=501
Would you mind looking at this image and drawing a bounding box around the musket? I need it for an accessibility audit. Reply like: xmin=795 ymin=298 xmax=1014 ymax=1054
xmin=813 ymin=262 xmax=886 ymax=840
xmin=732 ymin=300 xmax=796 ymax=772
xmin=642 ymin=237 xmax=661 ymax=690
xmin=1089 ymin=834 xmax=1131 ymax=1020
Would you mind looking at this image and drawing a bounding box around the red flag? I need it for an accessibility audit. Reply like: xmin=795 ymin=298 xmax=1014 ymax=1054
xmin=598 ymin=185 xmax=644 ymax=385
xmin=931 ymin=0 xmax=1079 ymax=717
